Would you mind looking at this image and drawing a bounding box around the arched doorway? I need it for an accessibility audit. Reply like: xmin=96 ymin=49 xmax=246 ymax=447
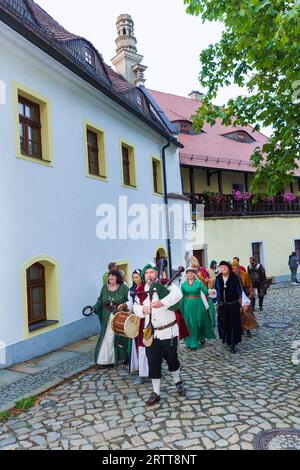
xmin=155 ymin=248 xmax=168 ymax=278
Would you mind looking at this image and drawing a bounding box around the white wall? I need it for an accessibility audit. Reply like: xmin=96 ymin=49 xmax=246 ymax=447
xmin=0 ymin=21 xmax=185 ymax=347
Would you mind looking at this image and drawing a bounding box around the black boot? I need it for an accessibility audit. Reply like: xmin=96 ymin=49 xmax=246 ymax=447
xmin=146 ymin=393 xmax=160 ymax=407
xmin=176 ymin=381 xmax=187 ymax=397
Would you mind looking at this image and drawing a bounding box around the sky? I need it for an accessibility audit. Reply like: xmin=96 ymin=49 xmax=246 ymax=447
xmin=36 ymin=0 xmax=271 ymax=136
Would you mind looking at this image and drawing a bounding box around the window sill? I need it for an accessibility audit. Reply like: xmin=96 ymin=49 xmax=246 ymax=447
xmin=86 ymin=174 xmax=108 ymax=182
xmin=17 ymin=154 xmax=53 ymax=167
xmin=122 ymin=183 xmax=138 ymax=190
xmin=29 ymin=320 xmax=59 ymax=333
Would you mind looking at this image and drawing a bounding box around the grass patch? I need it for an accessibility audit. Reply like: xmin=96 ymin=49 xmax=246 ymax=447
xmin=14 ymin=396 xmax=36 ymax=411
xmin=0 ymin=411 xmax=10 ymax=421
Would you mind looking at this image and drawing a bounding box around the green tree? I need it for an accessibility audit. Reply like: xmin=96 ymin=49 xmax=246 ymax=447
xmin=184 ymin=0 xmax=300 ymax=194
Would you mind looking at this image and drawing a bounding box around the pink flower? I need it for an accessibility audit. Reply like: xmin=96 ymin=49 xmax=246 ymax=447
xmin=232 ymin=190 xmax=243 ymax=201
xmin=283 ymin=192 xmax=296 ymax=203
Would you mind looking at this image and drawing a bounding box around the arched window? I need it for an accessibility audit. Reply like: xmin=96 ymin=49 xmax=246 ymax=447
xmin=123 ymin=27 xmax=126 ymax=35
xmin=26 ymin=263 xmax=46 ymax=325
xmin=172 ymin=120 xmax=202 ymax=135
xmin=223 ymin=131 xmax=255 ymax=143
xmin=22 ymin=256 xmax=61 ymax=335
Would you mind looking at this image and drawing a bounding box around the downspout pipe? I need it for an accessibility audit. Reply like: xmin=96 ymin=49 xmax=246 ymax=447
xmin=162 ymin=139 xmax=173 ymax=278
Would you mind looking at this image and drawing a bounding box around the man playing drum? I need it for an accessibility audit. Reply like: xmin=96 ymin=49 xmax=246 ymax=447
xmin=133 ymin=263 xmax=187 ymax=407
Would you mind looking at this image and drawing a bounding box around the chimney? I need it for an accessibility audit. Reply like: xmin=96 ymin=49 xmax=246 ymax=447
xmin=111 ymin=14 xmax=147 ymax=86
xmin=188 ymin=90 xmax=204 ymax=101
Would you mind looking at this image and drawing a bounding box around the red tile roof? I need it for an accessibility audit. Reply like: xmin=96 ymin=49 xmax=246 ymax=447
xmin=148 ymin=89 xmax=291 ymax=174
xmin=103 ymin=64 xmax=135 ymax=93
xmin=24 ymin=0 xmax=80 ymax=41
xmin=2 ymin=0 xmax=177 ymax=139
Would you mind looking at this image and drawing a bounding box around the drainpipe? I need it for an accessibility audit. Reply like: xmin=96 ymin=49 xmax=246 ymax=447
xmin=161 ymin=139 xmax=173 ymax=278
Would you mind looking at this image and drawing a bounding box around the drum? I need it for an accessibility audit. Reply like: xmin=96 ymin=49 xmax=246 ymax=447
xmin=111 ymin=311 xmax=140 ymax=339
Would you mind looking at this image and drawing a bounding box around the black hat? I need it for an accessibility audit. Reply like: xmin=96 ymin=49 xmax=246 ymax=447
xmin=219 ymin=260 xmax=232 ymax=270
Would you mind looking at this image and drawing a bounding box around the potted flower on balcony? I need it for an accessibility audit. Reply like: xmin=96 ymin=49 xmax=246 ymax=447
xmin=212 ymin=193 xmax=225 ymax=203
xmin=242 ymin=192 xmax=252 ymax=201
xmin=232 ymin=190 xmax=243 ymax=201
xmin=252 ymin=193 xmax=275 ymax=204
xmin=201 ymin=191 xmax=215 ymax=202
xmin=283 ymin=192 xmax=296 ymax=203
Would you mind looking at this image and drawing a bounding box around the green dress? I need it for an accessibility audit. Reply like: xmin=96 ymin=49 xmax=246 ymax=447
xmin=181 ymin=279 xmax=216 ymax=349
xmin=93 ymin=283 xmax=130 ymax=365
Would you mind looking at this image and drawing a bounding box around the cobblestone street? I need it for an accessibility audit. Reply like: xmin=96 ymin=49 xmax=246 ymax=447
xmin=0 ymin=285 xmax=300 ymax=451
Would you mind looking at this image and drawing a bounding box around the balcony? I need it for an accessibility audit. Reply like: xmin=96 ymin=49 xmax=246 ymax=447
xmin=184 ymin=193 xmax=300 ymax=218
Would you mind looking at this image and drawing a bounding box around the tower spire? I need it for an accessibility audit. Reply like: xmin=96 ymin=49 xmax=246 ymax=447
xmin=111 ymin=14 xmax=147 ymax=86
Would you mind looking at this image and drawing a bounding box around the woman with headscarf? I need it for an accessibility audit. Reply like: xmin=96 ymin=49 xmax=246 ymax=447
xmin=189 ymin=256 xmax=210 ymax=288
xmin=93 ymin=270 xmax=129 ymax=366
xmin=181 ymin=266 xmax=216 ymax=350
xmin=208 ymin=260 xmax=218 ymax=288
xmin=215 ymin=261 xmax=242 ymax=354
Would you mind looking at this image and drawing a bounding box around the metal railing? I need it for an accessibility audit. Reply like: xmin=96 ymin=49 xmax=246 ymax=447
xmin=184 ymin=193 xmax=300 ymax=217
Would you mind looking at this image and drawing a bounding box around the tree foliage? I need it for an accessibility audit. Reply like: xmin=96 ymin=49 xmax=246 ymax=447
xmin=184 ymin=0 xmax=300 ymax=194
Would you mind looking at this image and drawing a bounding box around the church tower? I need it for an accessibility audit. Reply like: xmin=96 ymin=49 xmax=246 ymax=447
xmin=111 ymin=14 xmax=147 ymax=86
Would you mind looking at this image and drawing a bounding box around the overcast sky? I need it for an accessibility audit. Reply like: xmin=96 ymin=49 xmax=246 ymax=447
xmin=36 ymin=0 xmax=271 ymax=136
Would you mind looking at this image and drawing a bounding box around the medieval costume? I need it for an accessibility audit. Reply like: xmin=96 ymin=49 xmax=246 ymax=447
xmin=232 ymin=260 xmax=258 ymax=337
xmin=93 ymin=274 xmax=129 ymax=366
xmin=208 ymin=260 xmax=218 ymax=288
xmin=189 ymin=256 xmax=210 ymax=288
xmin=247 ymin=260 xmax=267 ymax=311
xmin=215 ymin=261 xmax=242 ymax=353
xmin=133 ymin=263 xmax=189 ymax=406
xmin=181 ymin=268 xmax=215 ymax=349
xmin=125 ymin=270 xmax=149 ymax=381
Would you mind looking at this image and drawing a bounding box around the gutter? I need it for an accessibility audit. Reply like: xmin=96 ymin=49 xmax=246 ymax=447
xmin=161 ymin=138 xmax=173 ymax=278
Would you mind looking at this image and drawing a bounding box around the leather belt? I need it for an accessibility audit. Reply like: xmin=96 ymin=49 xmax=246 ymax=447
xmin=154 ymin=320 xmax=177 ymax=331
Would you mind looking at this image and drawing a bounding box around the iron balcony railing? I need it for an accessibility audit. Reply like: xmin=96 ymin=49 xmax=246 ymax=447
xmin=184 ymin=193 xmax=300 ymax=217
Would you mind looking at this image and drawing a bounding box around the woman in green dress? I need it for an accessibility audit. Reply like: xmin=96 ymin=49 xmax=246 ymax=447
xmin=93 ymin=270 xmax=129 ymax=366
xmin=181 ymin=267 xmax=216 ymax=350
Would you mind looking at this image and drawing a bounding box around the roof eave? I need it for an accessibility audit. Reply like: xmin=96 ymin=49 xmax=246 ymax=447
xmin=0 ymin=5 xmax=180 ymax=147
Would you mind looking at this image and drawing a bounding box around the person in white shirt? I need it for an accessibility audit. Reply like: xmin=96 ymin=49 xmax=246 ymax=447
xmin=133 ymin=263 xmax=186 ymax=406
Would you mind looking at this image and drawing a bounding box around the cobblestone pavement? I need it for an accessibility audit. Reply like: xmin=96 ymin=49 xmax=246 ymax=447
xmin=0 ymin=342 xmax=97 ymax=412
xmin=0 ymin=286 xmax=300 ymax=450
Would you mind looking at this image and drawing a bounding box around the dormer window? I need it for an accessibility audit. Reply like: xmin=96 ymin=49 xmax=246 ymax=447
xmin=137 ymin=93 xmax=143 ymax=107
xmin=172 ymin=120 xmax=202 ymax=135
xmin=223 ymin=131 xmax=255 ymax=143
xmin=85 ymin=48 xmax=95 ymax=67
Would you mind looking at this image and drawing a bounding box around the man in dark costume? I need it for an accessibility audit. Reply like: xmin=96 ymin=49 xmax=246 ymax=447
xmin=215 ymin=261 xmax=242 ymax=354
